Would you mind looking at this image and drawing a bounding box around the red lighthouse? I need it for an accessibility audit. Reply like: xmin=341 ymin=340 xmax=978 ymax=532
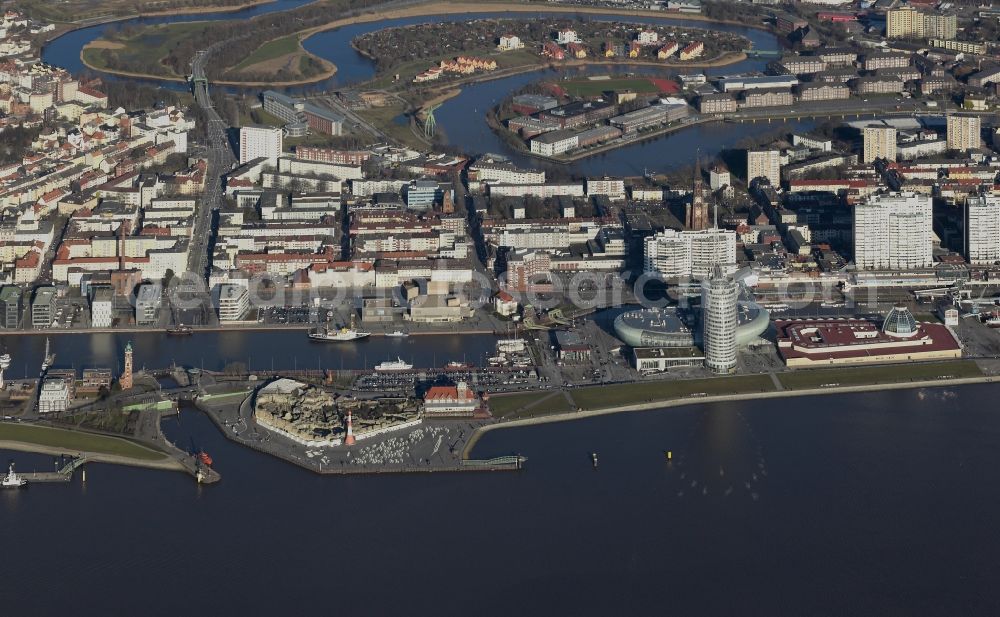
xmin=344 ymin=409 xmax=356 ymax=446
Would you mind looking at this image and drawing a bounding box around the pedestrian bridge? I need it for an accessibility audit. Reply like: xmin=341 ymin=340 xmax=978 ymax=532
xmin=743 ymin=49 xmax=782 ymax=58
xmin=461 ymin=455 xmax=526 ymax=469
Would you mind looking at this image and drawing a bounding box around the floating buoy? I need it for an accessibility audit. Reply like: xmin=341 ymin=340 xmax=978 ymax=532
xmin=666 ymin=450 xmax=673 ymax=461
xmin=81 ymin=469 xmax=86 ymax=483
xmin=591 ymin=453 xmax=598 ymax=468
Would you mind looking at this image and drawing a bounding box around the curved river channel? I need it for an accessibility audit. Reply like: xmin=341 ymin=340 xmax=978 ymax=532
xmin=41 ymin=3 xmax=815 ymax=174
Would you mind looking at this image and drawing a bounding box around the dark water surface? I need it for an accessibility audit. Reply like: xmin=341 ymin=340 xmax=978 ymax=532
xmin=3 ymin=383 xmax=999 ymax=615
xmin=0 ymin=330 xmax=499 ymax=375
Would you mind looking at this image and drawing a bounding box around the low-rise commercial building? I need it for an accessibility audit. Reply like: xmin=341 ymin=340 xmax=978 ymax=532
xmin=796 ymin=83 xmax=850 ymax=101
xmin=775 ymin=310 xmax=962 ymax=368
xmin=699 ymin=93 xmax=737 ymax=114
xmin=530 ymin=130 xmax=579 ymax=156
xmin=609 ymin=103 xmax=688 ymax=133
xmin=739 ymin=89 xmax=794 ymax=108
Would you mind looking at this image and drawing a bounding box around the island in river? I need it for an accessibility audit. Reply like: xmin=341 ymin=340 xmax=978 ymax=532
xmin=79 ymin=1 xmax=761 ymax=87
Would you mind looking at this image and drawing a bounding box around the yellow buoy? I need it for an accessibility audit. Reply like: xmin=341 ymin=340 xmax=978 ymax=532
xmin=666 ymin=451 xmax=673 ymax=461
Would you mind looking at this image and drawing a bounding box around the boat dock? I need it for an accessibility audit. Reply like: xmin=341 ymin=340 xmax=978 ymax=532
xmin=19 ymin=471 xmax=72 ymax=483
xmin=10 ymin=456 xmax=87 ymax=484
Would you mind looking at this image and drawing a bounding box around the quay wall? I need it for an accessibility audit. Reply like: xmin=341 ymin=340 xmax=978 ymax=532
xmin=463 ymin=375 xmax=998 ymax=457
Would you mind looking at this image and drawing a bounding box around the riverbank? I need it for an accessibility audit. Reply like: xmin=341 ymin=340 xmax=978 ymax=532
xmin=0 ymin=440 xmax=187 ymax=472
xmin=81 ymin=36 xmax=339 ymax=87
xmin=300 ymin=1 xmax=771 ymax=39
xmin=464 ymin=373 xmax=997 ymax=457
xmin=536 ymin=116 xmax=715 ymax=164
xmin=36 ymin=0 xmax=283 ymax=45
xmin=0 ymin=421 xmax=187 ymax=473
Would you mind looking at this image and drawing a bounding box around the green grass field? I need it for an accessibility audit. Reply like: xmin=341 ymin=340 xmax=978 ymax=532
xmin=570 ymin=374 xmax=776 ymax=411
xmin=776 ymin=361 xmax=983 ymax=391
xmin=239 ymin=105 xmax=285 ymax=128
xmin=84 ymin=22 xmax=210 ymax=77
xmin=232 ymin=34 xmax=301 ymax=72
xmin=0 ymin=423 xmax=166 ymax=461
xmin=487 ymin=391 xmax=558 ymax=418
xmin=357 ymin=104 xmax=426 ymax=149
xmin=559 ymin=77 xmax=660 ymax=97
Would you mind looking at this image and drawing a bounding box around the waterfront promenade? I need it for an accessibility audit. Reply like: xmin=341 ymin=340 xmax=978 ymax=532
xmin=465 ymin=373 xmax=998 ymax=456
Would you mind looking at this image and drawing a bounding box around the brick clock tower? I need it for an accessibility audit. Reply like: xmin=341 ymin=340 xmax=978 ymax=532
xmin=120 ymin=342 xmax=133 ymax=390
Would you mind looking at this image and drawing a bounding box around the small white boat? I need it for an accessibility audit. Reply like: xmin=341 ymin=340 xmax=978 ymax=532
xmin=385 ymin=330 xmax=409 ymax=338
xmin=2 ymin=462 xmax=26 ymax=488
xmin=375 ymin=357 xmax=413 ymax=372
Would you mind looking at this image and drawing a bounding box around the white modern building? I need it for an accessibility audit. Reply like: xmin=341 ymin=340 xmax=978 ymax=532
xmin=854 ymin=192 xmax=933 ymax=270
xmin=946 ymin=114 xmax=981 ymax=152
xmin=967 ymin=195 xmax=1000 ymax=265
xmin=38 ymin=378 xmax=70 ymax=413
xmin=239 ymin=125 xmax=283 ymax=165
xmin=644 ymin=228 xmax=737 ymax=279
xmin=709 ymin=166 xmax=731 ymax=190
xmin=530 ymin=131 xmax=578 ymax=156
xmin=863 ymin=126 xmax=897 ymax=163
xmin=702 ymin=265 xmax=738 ymax=374
xmin=747 ymin=149 xmax=781 ymax=186
xmin=216 ymin=284 xmax=250 ymax=322
xmin=497 ymin=34 xmax=524 ymax=51
xmin=556 ymin=29 xmax=579 ymax=44
xmin=90 ymin=287 xmax=113 ymax=328
xmin=135 ymin=282 xmax=163 ymax=326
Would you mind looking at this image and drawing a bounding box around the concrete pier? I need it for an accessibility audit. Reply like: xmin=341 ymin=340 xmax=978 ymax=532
xmin=19 ymin=471 xmax=72 ymax=483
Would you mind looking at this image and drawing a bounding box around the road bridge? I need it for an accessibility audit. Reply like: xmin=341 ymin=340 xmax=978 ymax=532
xmin=743 ymin=49 xmax=782 ymax=58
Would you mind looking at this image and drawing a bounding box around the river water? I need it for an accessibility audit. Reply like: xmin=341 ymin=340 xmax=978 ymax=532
xmin=0 ymin=330 xmax=499 ymax=376
xmin=3 ymin=383 xmax=1000 ymax=615
xmin=41 ymin=4 xmax=814 ymax=174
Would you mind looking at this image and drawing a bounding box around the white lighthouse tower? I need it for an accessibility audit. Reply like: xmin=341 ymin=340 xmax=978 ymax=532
xmin=0 ymin=352 xmax=11 ymax=390
xmin=344 ymin=409 xmax=356 ymax=446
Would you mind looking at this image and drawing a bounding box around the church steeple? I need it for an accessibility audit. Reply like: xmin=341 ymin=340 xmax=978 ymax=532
xmin=686 ymin=149 xmax=709 ymax=230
